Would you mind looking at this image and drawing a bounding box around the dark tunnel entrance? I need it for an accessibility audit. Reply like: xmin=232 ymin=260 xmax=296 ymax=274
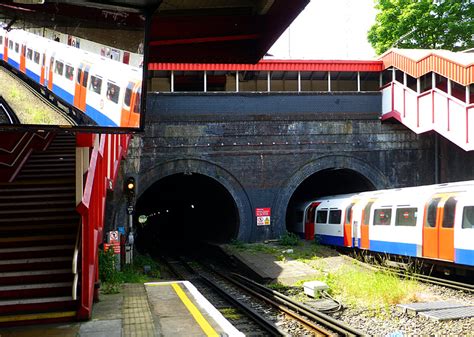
xmin=285 ymin=168 xmax=376 ymax=236
xmin=135 ymin=173 xmax=239 ymax=255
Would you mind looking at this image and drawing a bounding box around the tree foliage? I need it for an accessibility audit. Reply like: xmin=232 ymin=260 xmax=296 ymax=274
xmin=368 ymin=0 xmax=474 ymax=55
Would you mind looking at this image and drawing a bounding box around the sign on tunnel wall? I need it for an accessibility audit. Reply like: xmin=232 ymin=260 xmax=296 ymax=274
xmin=256 ymin=208 xmax=271 ymax=226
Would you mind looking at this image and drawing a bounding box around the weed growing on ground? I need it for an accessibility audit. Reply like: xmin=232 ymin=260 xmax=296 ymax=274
xmin=220 ymin=308 xmax=243 ymax=320
xmin=278 ymin=232 xmax=300 ymax=246
xmin=298 ymin=265 xmax=421 ymax=310
xmin=99 ymin=249 xmax=161 ymax=294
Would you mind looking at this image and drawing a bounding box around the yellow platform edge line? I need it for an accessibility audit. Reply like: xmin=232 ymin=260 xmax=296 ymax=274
xmin=0 ymin=311 xmax=76 ymax=323
xmin=171 ymin=283 xmax=219 ymax=337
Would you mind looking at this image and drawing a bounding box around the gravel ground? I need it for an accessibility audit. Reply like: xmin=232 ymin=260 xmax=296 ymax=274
xmin=0 ymin=66 xmax=70 ymax=125
xmin=302 ymin=256 xmax=474 ymax=336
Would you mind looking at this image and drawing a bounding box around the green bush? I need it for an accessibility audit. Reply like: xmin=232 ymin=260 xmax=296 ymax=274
xmin=98 ymin=248 xmax=121 ymax=294
xmin=279 ymin=232 xmax=300 ymax=246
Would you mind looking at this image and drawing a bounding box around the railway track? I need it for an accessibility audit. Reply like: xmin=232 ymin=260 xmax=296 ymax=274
xmin=373 ymin=264 xmax=474 ymax=293
xmin=0 ymin=95 xmax=20 ymax=124
xmin=162 ymin=256 xmax=362 ymax=336
xmin=0 ymin=65 xmax=80 ymax=126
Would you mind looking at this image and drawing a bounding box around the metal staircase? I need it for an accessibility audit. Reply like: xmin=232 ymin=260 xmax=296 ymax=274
xmin=0 ymin=133 xmax=79 ymax=326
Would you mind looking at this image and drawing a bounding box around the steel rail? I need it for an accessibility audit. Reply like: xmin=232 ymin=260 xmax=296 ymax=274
xmin=161 ymin=257 xmax=286 ymax=336
xmin=376 ymin=265 xmax=474 ymax=293
xmin=228 ymin=272 xmax=363 ymax=337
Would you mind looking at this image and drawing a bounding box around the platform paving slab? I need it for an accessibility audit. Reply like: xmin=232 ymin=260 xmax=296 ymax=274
xmin=220 ymin=245 xmax=320 ymax=285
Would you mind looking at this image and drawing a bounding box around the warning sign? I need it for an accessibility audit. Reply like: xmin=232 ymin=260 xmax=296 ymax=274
xmin=104 ymin=243 xmax=121 ymax=254
xmin=256 ymin=208 xmax=271 ymax=226
xmin=108 ymin=231 xmax=119 ymax=244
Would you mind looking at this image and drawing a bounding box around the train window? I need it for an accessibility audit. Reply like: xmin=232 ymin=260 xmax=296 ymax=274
xmin=33 ymin=51 xmax=40 ymax=64
xmin=133 ymin=91 xmax=141 ymax=113
xmin=424 ymin=198 xmax=440 ymax=228
xmin=316 ymin=210 xmax=328 ymax=224
xmin=329 ymin=210 xmax=342 ymax=224
xmin=55 ymin=61 xmax=64 ymax=76
xmin=363 ymin=201 xmax=374 ymax=225
xmin=77 ymin=68 xmax=82 ymax=84
xmin=83 ymin=70 xmax=89 ymax=87
xmin=89 ymin=76 xmax=102 ymax=94
xmin=374 ymin=209 xmax=392 ymax=226
xmin=14 ymin=43 xmax=19 ymax=53
xmin=124 ymin=87 xmax=132 ymax=107
xmin=395 ymin=208 xmax=417 ymax=226
xmin=65 ymin=65 xmax=74 ymax=81
xmin=442 ymin=197 xmax=457 ymax=228
xmin=106 ymin=82 xmax=120 ymax=104
xmin=345 ymin=203 xmax=354 ymax=223
xmin=462 ymin=206 xmax=474 ymax=229
xmin=27 ymin=48 xmax=33 ymax=60
xmin=0 ymin=36 xmax=2 ymax=45
xmin=8 ymin=40 xmax=13 ymax=49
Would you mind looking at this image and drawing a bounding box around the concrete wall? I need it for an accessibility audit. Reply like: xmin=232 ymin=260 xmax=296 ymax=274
xmin=110 ymin=92 xmax=474 ymax=242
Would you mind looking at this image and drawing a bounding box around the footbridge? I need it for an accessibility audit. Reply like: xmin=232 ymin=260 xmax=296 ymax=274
xmin=381 ymin=49 xmax=474 ymax=150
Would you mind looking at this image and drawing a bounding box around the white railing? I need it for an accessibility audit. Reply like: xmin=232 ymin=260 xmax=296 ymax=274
xmin=381 ymin=81 xmax=474 ymax=151
xmin=72 ymin=223 xmax=81 ymax=300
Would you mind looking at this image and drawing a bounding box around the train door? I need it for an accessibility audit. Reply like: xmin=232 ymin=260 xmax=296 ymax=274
xmin=20 ymin=45 xmax=26 ymax=73
xmin=304 ymin=202 xmax=320 ymax=240
xmin=343 ymin=203 xmax=355 ymax=247
xmin=3 ymin=37 xmax=7 ymax=61
xmin=121 ymin=82 xmax=141 ymax=127
xmin=439 ymin=196 xmax=456 ymax=261
xmin=47 ymin=55 xmax=54 ymax=90
xmin=74 ymin=63 xmax=90 ymax=112
xmin=422 ymin=195 xmax=456 ymax=261
xmin=360 ymin=200 xmax=374 ymax=249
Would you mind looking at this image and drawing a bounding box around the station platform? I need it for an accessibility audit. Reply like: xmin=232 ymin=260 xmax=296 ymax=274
xmin=0 ymin=282 xmax=243 ymax=337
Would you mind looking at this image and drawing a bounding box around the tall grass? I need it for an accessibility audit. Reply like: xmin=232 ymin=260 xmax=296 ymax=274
xmin=324 ymin=265 xmax=420 ymax=308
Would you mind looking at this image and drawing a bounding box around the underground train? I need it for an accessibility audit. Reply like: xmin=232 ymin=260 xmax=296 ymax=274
xmin=296 ymin=181 xmax=474 ymax=267
xmin=0 ymin=28 xmax=142 ymax=127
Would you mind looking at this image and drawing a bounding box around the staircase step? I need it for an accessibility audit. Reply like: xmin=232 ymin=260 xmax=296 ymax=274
xmin=0 ymin=297 xmax=76 ymax=316
xmin=0 ymin=247 xmax=74 ymax=260
xmin=0 ymin=258 xmax=71 ymax=273
xmin=0 ymin=185 xmax=74 ymax=193
xmin=0 ymin=193 xmax=74 ymax=201
xmin=0 ymin=310 xmax=76 ymax=325
xmin=0 ymin=234 xmax=76 ymax=249
xmin=0 ymin=207 xmax=76 ymax=216
xmin=0 ymin=215 xmax=78 ymax=224
xmin=0 ymin=224 xmax=76 ymax=232
xmin=0 ymin=282 xmax=72 ymax=300
xmin=0 ymin=270 xmax=73 ymax=286
xmin=0 ymin=200 xmax=75 ymax=211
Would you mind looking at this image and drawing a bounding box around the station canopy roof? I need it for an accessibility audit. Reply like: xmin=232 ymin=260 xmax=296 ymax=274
xmin=0 ymin=0 xmax=309 ymax=64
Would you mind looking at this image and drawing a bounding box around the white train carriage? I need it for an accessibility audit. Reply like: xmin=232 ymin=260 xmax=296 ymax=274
xmin=454 ymin=191 xmax=474 ymax=265
xmin=1 ymin=27 xmax=142 ymax=128
xmin=313 ymin=194 xmax=357 ymax=246
xmin=310 ymin=181 xmax=474 ymax=267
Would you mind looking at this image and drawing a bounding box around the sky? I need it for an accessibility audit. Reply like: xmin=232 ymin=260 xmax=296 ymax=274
xmin=267 ymin=0 xmax=378 ymax=60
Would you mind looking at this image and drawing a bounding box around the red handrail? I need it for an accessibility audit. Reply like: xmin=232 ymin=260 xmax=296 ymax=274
xmin=76 ymin=133 xmax=130 ymax=320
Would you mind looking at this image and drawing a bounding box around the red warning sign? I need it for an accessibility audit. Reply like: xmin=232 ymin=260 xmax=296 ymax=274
xmin=256 ymin=208 xmax=271 ymax=226
xmin=104 ymin=243 xmax=121 ymax=254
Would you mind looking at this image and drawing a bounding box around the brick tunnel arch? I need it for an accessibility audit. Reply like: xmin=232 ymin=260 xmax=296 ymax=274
xmin=273 ymin=155 xmax=389 ymax=237
xmin=135 ymin=159 xmax=253 ymax=253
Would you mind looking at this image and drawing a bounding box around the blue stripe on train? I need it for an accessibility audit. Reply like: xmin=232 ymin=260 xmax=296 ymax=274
xmin=369 ymin=240 xmax=417 ymax=257
xmin=315 ymin=234 xmax=344 ymax=246
xmin=51 ymin=84 xmax=117 ymax=126
xmin=7 ymin=58 xmax=19 ymax=69
xmin=455 ymin=248 xmax=474 ymax=266
xmin=85 ymin=104 xmax=116 ymax=126
xmin=25 ymin=68 xmax=40 ymax=84
xmin=52 ymin=84 xmax=74 ymax=105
